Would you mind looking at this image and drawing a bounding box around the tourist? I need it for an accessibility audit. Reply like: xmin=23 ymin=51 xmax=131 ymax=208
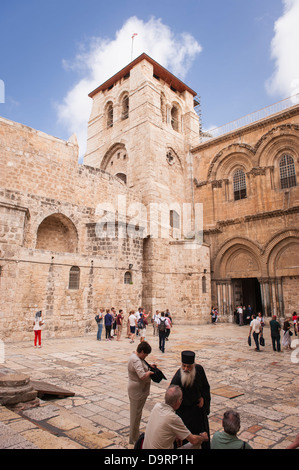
xmin=95 ymin=308 xmax=104 ymax=341
xmin=292 ymin=311 xmax=298 ymax=336
xmin=211 ymin=410 xmax=252 ymax=449
xmin=111 ymin=307 xmax=117 ymax=336
xmin=33 ymin=310 xmax=44 ymax=348
xmin=269 ymin=315 xmax=281 ymax=352
xmin=245 ymin=305 xmax=253 ymax=325
xmin=116 ymin=309 xmax=124 ymax=341
xmin=157 ymin=312 xmax=171 ymax=353
xmin=249 ymin=314 xmax=262 ymax=351
xmin=237 ymin=306 xmax=244 ymax=326
xmin=282 ymin=318 xmax=292 ymax=350
xmin=135 ymin=307 xmax=142 ymax=337
xmin=127 ymin=341 xmax=154 ymax=445
xmin=170 ymin=350 xmax=211 ymax=449
xmin=143 ymin=385 xmax=208 ymax=449
xmin=104 ymin=309 xmax=113 ymax=341
xmin=152 ymin=310 xmax=160 ymax=336
xmin=165 ymin=311 xmax=172 ymax=340
xmin=211 ymin=307 xmax=217 ymax=324
xmin=138 ymin=309 xmax=150 ymax=343
xmin=128 ymin=310 xmax=137 ymax=343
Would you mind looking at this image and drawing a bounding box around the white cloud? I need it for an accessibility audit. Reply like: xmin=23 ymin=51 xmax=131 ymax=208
xmin=56 ymin=16 xmax=202 ymax=159
xmin=266 ymin=0 xmax=299 ymax=101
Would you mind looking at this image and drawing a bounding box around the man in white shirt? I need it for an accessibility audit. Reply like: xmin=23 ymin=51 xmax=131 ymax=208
xmin=249 ymin=314 xmax=262 ymax=351
xmin=143 ymin=385 xmax=208 ymax=449
xmin=129 ymin=311 xmax=137 ymax=343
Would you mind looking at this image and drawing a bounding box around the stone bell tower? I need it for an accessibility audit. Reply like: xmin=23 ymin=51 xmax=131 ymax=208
xmin=84 ymin=53 xmax=211 ymax=323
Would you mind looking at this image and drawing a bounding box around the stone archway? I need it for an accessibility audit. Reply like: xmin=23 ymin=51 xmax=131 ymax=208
xmin=36 ymin=213 xmax=78 ymax=253
xmin=213 ymin=239 xmax=263 ymax=319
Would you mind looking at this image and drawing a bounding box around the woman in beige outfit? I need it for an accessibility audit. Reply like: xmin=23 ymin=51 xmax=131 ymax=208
xmin=127 ymin=341 xmax=154 ymax=444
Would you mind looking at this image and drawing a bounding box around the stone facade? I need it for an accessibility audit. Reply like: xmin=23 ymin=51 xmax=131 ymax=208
xmin=192 ymin=107 xmax=299 ymax=322
xmin=1 ymin=53 xmax=298 ymax=341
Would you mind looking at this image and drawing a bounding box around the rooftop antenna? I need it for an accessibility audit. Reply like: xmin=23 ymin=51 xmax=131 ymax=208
xmin=131 ymin=33 xmax=138 ymax=61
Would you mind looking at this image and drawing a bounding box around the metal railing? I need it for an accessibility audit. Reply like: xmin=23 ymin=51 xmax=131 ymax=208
xmin=200 ymin=93 xmax=299 ymax=142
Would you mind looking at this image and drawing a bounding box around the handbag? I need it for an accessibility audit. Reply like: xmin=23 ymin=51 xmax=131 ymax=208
xmin=247 ymin=336 xmax=251 ymax=346
xmin=259 ymin=336 xmax=265 ymax=346
xmin=144 ymin=360 xmax=167 ymax=383
xmin=134 ymin=432 xmax=144 ymax=449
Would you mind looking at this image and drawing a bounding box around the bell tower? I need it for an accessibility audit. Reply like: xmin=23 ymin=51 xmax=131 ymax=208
xmin=84 ymin=54 xmax=210 ymax=322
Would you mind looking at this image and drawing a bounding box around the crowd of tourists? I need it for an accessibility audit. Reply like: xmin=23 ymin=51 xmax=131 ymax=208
xmin=94 ymin=307 xmax=173 ymax=352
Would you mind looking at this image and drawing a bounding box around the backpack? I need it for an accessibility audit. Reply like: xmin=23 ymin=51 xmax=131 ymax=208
xmin=137 ymin=316 xmax=144 ymax=329
xmin=95 ymin=314 xmax=100 ymax=323
xmin=158 ymin=318 xmax=166 ymax=332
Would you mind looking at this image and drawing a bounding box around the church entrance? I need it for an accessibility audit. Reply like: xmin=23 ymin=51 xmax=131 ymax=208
xmin=232 ymin=278 xmax=262 ymax=315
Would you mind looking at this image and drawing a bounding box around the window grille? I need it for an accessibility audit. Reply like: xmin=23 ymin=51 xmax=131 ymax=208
xmin=124 ymin=271 xmax=132 ymax=284
xmin=279 ymin=154 xmax=297 ymax=189
xmin=69 ymin=266 xmax=80 ymax=290
xmin=233 ymin=169 xmax=247 ymax=200
xmin=122 ymin=95 xmax=129 ymax=120
xmin=106 ymin=103 xmax=113 ymax=128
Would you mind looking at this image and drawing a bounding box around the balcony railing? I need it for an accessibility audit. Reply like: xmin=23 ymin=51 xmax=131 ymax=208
xmin=200 ymin=93 xmax=299 ymax=142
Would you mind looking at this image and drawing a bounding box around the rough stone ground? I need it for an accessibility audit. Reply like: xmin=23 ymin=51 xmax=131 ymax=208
xmin=0 ymin=323 xmax=298 ymax=450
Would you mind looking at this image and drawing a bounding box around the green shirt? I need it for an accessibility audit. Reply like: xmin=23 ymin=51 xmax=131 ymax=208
xmin=270 ymin=319 xmax=281 ymax=336
xmin=211 ymin=431 xmax=252 ymax=449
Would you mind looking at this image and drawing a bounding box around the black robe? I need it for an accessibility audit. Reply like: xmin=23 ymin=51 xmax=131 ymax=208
xmin=170 ymin=364 xmax=211 ymax=449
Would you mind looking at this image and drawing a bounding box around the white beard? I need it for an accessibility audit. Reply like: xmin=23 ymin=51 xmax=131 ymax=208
xmin=180 ymin=366 xmax=196 ymax=388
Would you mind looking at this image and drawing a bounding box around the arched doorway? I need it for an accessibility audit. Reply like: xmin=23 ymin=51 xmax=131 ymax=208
xmin=213 ymin=239 xmax=263 ymax=319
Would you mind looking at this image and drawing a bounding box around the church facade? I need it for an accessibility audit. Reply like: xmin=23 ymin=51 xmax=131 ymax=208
xmin=1 ymin=53 xmax=298 ymax=341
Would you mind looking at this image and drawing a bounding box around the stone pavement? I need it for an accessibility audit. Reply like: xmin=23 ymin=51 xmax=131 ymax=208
xmin=0 ymin=323 xmax=298 ymax=449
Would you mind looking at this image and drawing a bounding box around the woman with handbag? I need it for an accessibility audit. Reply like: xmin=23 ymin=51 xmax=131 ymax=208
xmin=127 ymin=341 xmax=154 ymax=445
xmin=282 ymin=318 xmax=292 ymax=350
xmin=33 ymin=310 xmax=44 ymax=348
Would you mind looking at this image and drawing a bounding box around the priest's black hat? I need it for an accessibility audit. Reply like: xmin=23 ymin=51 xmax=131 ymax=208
xmin=181 ymin=350 xmax=195 ymax=364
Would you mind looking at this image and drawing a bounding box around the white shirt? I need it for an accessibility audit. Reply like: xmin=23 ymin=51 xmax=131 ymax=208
xmin=129 ymin=314 xmax=137 ymax=327
xmin=250 ymin=318 xmax=261 ymax=333
xmin=143 ymin=403 xmax=190 ymax=449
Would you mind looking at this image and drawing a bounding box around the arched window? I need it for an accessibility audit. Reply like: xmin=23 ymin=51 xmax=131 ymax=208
xmin=106 ymin=102 xmax=113 ymax=128
xmin=69 ymin=266 xmax=80 ymax=290
xmin=279 ymin=154 xmax=297 ymax=189
xmin=115 ymin=173 xmax=127 ymax=184
xmin=121 ymin=94 xmax=129 ymax=120
xmin=171 ymin=105 xmax=179 ymax=131
xmin=124 ymin=271 xmax=132 ymax=284
xmin=233 ymin=169 xmax=247 ymax=200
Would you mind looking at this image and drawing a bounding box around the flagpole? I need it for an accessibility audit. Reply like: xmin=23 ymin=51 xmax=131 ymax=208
xmin=131 ymin=33 xmax=138 ymax=60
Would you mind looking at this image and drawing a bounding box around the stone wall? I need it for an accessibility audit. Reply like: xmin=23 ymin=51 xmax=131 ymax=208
xmin=0 ymin=117 xmax=144 ymax=341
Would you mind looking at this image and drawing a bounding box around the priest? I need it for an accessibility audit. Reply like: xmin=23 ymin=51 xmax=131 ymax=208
xmin=170 ymin=350 xmax=211 ymax=449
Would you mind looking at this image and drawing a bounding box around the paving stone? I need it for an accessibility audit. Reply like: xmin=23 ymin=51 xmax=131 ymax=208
xmin=0 ymin=324 xmax=298 ymax=449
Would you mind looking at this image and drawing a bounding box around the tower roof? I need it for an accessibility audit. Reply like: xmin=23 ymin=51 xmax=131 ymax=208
xmin=88 ymin=52 xmax=197 ymax=98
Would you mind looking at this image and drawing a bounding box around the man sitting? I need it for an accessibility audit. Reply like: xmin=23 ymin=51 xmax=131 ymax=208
xmin=211 ymin=410 xmax=252 ymax=449
xmin=142 ymin=385 xmax=208 ymax=449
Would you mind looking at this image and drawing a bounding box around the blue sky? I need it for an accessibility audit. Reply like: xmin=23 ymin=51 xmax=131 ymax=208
xmin=1 ymin=0 xmax=298 ymax=158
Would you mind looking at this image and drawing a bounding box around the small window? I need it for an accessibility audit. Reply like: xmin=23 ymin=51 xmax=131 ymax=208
xmin=279 ymin=154 xmax=297 ymax=189
xmin=170 ymin=210 xmax=180 ymax=229
xmin=69 ymin=266 xmax=80 ymax=290
xmin=233 ymin=169 xmax=247 ymax=200
xmin=124 ymin=271 xmax=132 ymax=284
xmin=122 ymin=94 xmax=129 ymax=120
xmin=202 ymin=276 xmax=207 ymax=294
xmin=106 ymin=102 xmax=113 ymax=128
